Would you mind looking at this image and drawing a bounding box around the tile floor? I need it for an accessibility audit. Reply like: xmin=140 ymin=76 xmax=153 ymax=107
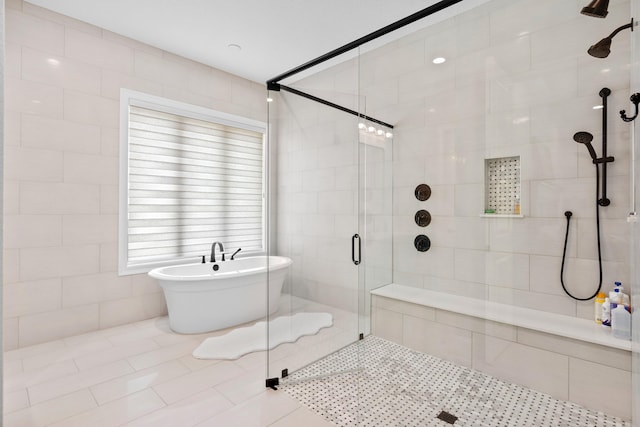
xmin=3 ymin=296 xmax=632 ymax=426
xmin=282 ymin=336 xmax=630 ymax=427
xmin=3 ymin=296 xmax=352 ymax=427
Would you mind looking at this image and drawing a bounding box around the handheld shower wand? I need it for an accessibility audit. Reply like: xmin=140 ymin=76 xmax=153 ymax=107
xmin=572 ymin=131 xmax=598 ymax=161
xmin=561 ymin=88 xmax=614 ymax=301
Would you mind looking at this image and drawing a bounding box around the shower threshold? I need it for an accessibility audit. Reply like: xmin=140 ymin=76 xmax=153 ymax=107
xmin=281 ymin=336 xmax=629 ymax=427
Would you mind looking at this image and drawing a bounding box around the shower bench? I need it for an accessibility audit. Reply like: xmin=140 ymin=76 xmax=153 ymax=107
xmin=370 ymin=283 xmax=632 ymax=421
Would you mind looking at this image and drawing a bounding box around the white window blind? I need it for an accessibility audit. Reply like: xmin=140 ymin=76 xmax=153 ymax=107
xmin=123 ymin=98 xmax=265 ymax=271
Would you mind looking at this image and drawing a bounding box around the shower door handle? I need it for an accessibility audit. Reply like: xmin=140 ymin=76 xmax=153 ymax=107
xmin=352 ymin=234 xmax=361 ymax=265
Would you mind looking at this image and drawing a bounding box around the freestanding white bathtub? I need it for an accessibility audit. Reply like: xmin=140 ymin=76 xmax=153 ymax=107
xmin=149 ymin=256 xmax=292 ymax=334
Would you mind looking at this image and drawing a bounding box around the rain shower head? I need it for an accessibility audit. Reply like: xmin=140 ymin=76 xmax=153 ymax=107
xmin=581 ymin=0 xmax=609 ymax=18
xmin=573 ymin=131 xmax=598 ymax=161
xmin=588 ymin=18 xmax=634 ymax=58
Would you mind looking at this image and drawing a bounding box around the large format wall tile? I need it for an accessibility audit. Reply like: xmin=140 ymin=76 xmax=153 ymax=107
xmin=472 ymin=334 xmax=569 ymax=401
xmin=19 ymin=305 xmax=100 ymax=347
xmin=569 ymin=358 xmax=632 ymax=420
xmin=4 ymin=2 xmax=266 ymax=347
xmin=373 ymin=0 xmax=633 ymax=322
xmin=403 ymin=315 xmax=473 ymax=367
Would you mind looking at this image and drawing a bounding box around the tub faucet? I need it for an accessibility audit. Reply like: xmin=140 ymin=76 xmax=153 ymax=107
xmin=210 ymin=241 xmax=224 ymax=263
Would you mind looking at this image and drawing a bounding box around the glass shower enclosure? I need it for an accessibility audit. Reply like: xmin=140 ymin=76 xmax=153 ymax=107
xmin=264 ymin=0 xmax=639 ymax=425
xmin=265 ymin=70 xmax=394 ymax=384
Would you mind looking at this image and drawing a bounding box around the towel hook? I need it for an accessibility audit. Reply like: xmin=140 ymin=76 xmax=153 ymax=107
xmin=620 ymin=92 xmax=640 ymax=122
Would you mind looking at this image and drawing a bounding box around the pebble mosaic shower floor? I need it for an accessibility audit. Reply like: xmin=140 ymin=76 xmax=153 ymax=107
xmin=281 ymin=336 xmax=629 ymax=427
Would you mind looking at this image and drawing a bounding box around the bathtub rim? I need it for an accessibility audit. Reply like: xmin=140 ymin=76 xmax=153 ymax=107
xmin=148 ymin=255 xmax=292 ymax=282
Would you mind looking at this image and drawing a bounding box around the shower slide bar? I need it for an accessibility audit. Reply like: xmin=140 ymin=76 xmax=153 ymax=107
xmin=597 ymin=87 xmax=614 ymax=206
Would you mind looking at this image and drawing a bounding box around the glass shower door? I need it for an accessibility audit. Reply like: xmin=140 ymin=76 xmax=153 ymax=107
xmin=265 ymin=86 xmax=362 ymax=385
xmin=630 ymin=1 xmax=640 ymax=425
xmin=357 ymin=125 xmax=394 ymax=338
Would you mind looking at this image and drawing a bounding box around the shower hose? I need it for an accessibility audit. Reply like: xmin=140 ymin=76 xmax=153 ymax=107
xmin=560 ymin=163 xmax=603 ymax=301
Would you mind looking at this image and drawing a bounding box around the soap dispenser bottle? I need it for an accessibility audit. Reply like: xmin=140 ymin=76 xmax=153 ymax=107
xmin=611 ymin=304 xmax=631 ymax=340
xmin=594 ymin=292 xmax=606 ymax=324
xmin=615 ymin=282 xmax=630 ymax=306
xmin=601 ymin=298 xmax=611 ymax=327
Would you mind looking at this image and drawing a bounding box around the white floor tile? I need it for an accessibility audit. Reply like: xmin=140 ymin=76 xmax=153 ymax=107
xmin=4 ymin=360 xmax=78 ymax=392
xmin=27 ymin=359 xmax=134 ymax=405
xmin=177 ymin=353 xmax=222 ymax=371
xmin=4 ymin=389 xmax=96 ymax=427
xmin=126 ymin=387 xmax=233 ymax=427
xmin=2 ymin=307 xmax=339 ymax=427
xmin=269 ymin=406 xmax=336 ymax=427
xmin=151 ymin=330 xmax=209 ymax=347
xmin=73 ymin=337 xmax=160 ymax=371
xmin=3 ymin=340 xmax=66 ymax=364
xmin=214 ymin=366 xmax=266 ymax=405
xmin=152 ymin=361 xmax=244 ymax=404
xmin=62 ymin=322 xmax=140 ymax=348
xmin=3 ymin=359 xmax=23 ymax=377
xmin=47 ymin=388 xmax=165 ymax=427
xmin=194 ymin=390 xmax=300 ymax=427
xmin=3 ymin=388 xmax=30 ymax=413
xmin=89 ymin=360 xmax=190 ymax=405
xmin=231 ymin=347 xmax=269 ymax=372
xmin=106 ymin=322 xmax=167 ymax=346
xmin=22 ymin=338 xmax=113 ymax=372
xmin=127 ymin=338 xmax=200 ymax=371
xmin=4 ymin=297 xmax=622 ymax=427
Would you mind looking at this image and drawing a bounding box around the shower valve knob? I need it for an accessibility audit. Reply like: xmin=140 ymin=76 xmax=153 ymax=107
xmin=414 ymin=235 xmax=431 ymax=252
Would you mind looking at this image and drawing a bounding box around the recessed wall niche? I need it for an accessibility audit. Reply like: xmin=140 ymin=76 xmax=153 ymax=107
xmin=484 ymin=156 xmax=521 ymax=215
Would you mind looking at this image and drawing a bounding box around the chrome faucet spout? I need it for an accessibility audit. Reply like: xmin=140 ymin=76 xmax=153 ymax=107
xmin=210 ymin=241 xmax=224 ymax=263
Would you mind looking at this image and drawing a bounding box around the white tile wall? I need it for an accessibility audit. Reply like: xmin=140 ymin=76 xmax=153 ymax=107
xmin=318 ymin=0 xmax=636 ymax=320
xmin=5 ymin=146 xmax=63 ymax=182
xmin=4 ymin=214 xmax=62 ymax=248
xmin=404 ymin=315 xmax=473 ymax=367
xmin=4 ymin=1 xmax=267 ymax=348
xmin=6 ymin=77 xmax=63 ymax=118
xmin=3 ymin=279 xmax=62 ymax=318
xmin=473 ymin=334 xmax=570 ymax=400
xmin=569 ymin=358 xmax=632 ymax=420
xmin=275 ymin=5 xmax=633 ymax=418
xmin=18 ymin=305 xmax=100 ymax=348
xmin=21 ymin=115 xmax=102 ymax=153
xmin=6 ymin=9 xmax=65 ymax=56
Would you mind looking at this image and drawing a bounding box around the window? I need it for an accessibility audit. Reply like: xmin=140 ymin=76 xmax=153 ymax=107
xmin=119 ymin=90 xmax=266 ymax=274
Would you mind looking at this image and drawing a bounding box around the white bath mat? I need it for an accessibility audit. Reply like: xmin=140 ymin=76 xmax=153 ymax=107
xmin=192 ymin=312 xmax=333 ymax=360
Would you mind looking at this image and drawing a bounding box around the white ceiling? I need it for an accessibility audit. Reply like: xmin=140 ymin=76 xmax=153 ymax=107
xmin=24 ymin=0 xmax=478 ymax=83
